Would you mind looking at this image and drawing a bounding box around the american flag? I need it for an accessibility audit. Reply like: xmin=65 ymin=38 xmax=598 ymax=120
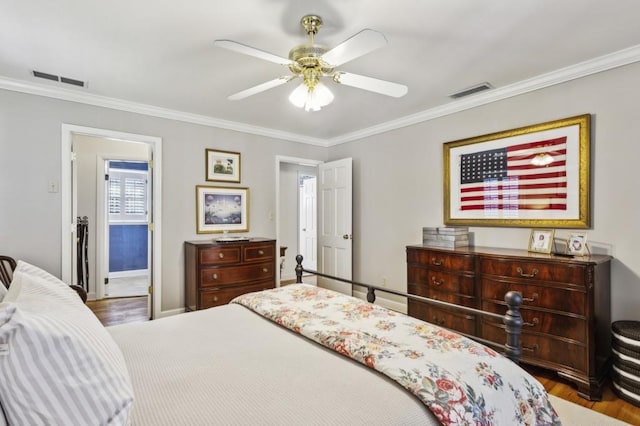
xmin=459 ymin=137 xmax=567 ymax=211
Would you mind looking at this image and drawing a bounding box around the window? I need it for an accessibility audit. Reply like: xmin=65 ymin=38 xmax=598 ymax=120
xmin=108 ymin=167 xmax=148 ymax=222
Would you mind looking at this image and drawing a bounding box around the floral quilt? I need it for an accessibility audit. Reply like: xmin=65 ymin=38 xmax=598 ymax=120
xmin=232 ymin=284 xmax=561 ymax=425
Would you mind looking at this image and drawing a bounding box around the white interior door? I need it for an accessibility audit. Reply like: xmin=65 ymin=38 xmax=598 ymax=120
xmin=317 ymin=158 xmax=353 ymax=295
xmin=299 ymin=175 xmax=317 ymax=271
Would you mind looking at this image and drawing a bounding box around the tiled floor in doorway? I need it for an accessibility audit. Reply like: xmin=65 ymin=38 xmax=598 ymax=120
xmin=106 ymin=275 xmax=148 ymax=298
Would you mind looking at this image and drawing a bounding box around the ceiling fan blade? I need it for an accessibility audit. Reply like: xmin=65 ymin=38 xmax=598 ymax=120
xmin=214 ymin=40 xmax=295 ymax=66
xmin=333 ymin=72 xmax=408 ymax=98
xmin=322 ymin=29 xmax=388 ymax=67
xmin=228 ymin=76 xmax=296 ymax=100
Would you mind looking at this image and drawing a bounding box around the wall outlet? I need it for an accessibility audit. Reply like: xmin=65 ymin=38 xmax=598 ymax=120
xmin=48 ymin=180 xmax=59 ymax=193
xmin=381 ymin=276 xmax=387 ymax=287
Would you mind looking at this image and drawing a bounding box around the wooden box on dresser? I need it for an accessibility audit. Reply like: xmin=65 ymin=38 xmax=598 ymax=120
xmin=185 ymin=238 xmax=276 ymax=311
xmin=407 ymin=245 xmax=612 ymax=400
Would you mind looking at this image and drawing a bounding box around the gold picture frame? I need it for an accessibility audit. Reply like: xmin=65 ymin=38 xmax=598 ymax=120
xmin=567 ymin=232 xmax=588 ymax=256
xmin=196 ymin=185 xmax=249 ymax=234
xmin=443 ymin=114 xmax=591 ymax=228
xmin=206 ymin=149 xmax=241 ymax=183
xmin=528 ymin=229 xmax=555 ymax=254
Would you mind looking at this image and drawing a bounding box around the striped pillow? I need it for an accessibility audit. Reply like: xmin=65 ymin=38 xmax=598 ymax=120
xmin=0 ymin=264 xmax=133 ymax=425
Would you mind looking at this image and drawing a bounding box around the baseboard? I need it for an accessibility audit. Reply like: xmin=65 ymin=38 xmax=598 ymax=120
xmin=353 ymin=289 xmax=407 ymax=314
xmin=156 ymin=307 xmax=185 ymax=319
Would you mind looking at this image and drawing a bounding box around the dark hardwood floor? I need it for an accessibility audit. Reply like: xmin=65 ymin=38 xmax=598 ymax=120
xmin=89 ymin=295 xmax=640 ymax=424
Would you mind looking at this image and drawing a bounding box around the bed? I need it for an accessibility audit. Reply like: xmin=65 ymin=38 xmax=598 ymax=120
xmin=0 ymin=258 xmax=564 ymax=425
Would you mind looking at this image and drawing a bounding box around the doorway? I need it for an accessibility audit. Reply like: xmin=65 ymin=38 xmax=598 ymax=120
xmin=275 ymin=156 xmax=353 ymax=293
xmin=103 ymin=160 xmax=150 ymax=298
xmin=61 ymin=124 xmax=162 ymax=320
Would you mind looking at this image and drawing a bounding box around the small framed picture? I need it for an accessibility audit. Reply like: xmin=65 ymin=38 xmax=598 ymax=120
xmin=528 ymin=229 xmax=555 ymax=254
xmin=196 ymin=185 xmax=249 ymax=234
xmin=567 ymin=232 xmax=588 ymax=256
xmin=206 ymin=149 xmax=241 ymax=183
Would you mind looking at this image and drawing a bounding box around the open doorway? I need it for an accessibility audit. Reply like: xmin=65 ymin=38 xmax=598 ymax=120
xmin=61 ymin=124 xmax=163 ymax=320
xmin=104 ymin=160 xmax=149 ymax=298
xmin=276 ymin=157 xmax=322 ymax=283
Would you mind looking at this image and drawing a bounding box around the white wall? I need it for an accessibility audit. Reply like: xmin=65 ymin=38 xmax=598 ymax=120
xmin=0 ymin=89 xmax=326 ymax=312
xmin=328 ymin=61 xmax=640 ymax=321
xmin=2 ymin=60 xmax=639 ymax=320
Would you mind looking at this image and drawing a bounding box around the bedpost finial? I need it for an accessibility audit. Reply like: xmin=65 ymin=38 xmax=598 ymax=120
xmin=295 ymin=255 xmax=304 ymax=283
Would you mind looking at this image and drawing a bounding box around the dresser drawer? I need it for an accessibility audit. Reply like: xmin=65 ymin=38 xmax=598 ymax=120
xmin=482 ymin=300 xmax=586 ymax=341
xmin=408 ymin=300 xmax=476 ymax=335
xmin=200 ymin=262 xmax=274 ymax=287
xmin=407 ymin=249 xmax=474 ymax=272
xmin=408 ymin=284 xmax=476 ymax=308
xmin=199 ymin=246 xmax=241 ymax=265
xmin=479 ymin=257 xmax=587 ymax=285
xmin=480 ymin=320 xmax=587 ymax=373
xmin=408 ymin=267 xmax=475 ymax=295
xmin=199 ymin=281 xmax=275 ymax=309
xmin=244 ymin=243 xmax=275 ymax=262
xmin=480 ymin=278 xmax=586 ymax=315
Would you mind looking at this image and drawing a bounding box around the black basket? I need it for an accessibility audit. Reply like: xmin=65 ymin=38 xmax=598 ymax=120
xmin=611 ymin=320 xmax=640 ymax=407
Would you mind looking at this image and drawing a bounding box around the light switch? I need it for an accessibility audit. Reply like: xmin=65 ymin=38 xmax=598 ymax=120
xmin=48 ymin=180 xmax=59 ymax=193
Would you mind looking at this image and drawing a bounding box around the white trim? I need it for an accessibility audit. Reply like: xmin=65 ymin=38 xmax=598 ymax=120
xmin=353 ymin=289 xmax=407 ymax=315
xmin=6 ymin=44 xmax=640 ymax=147
xmin=61 ymin=124 xmax=163 ymax=319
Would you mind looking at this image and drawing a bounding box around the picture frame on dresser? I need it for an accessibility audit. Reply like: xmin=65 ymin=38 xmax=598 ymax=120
xmin=205 ymin=149 xmax=241 ymax=183
xmin=567 ymin=232 xmax=588 ymax=255
xmin=528 ymin=229 xmax=555 ymax=253
xmin=196 ymin=185 xmax=249 ymax=233
xmin=443 ymin=114 xmax=591 ymax=228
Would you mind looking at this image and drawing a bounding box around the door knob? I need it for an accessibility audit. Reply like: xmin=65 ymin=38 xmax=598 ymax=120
xmin=342 ymin=234 xmax=352 ymax=240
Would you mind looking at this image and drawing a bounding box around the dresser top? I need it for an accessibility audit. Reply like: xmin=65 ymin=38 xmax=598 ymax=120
xmin=186 ymin=237 xmax=275 ymax=246
xmin=406 ymin=244 xmax=612 ymax=265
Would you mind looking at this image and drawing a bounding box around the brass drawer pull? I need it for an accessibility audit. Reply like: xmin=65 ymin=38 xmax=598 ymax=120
xmin=218 ymin=253 xmax=225 ymax=259
xmin=211 ymin=273 xmax=218 ymax=280
xmin=516 ymin=267 xmax=538 ymax=278
xmin=522 ymin=292 xmax=539 ymax=303
xmin=431 ymin=277 xmax=444 ymax=286
xmin=212 ymin=296 xmax=218 ymax=302
xmin=431 ymin=257 xmax=443 ymax=266
xmin=258 ymin=250 xmax=264 ymax=255
xmin=262 ymin=268 xmax=269 ymax=273
xmin=523 ymin=317 xmax=539 ymax=327
xmin=522 ymin=344 xmax=539 ymax=353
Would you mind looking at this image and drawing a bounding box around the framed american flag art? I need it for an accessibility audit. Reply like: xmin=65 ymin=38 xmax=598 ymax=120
xmin=443 ymin=114 xmax=591 ymax=228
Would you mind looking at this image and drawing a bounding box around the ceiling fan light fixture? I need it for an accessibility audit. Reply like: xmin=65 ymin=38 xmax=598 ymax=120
xmin=289 ymin=80 xmax=334 ymax=112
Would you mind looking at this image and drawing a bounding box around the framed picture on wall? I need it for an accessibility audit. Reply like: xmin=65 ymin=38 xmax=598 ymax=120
xmin=196 ymin=185 xmax=249 ymax=233
xmin=443 ymin=114 xmax=591 ymax=228
xmin=206 ymin=149 xmax=241 ymax=183
xmin=528 ymin=229 xmax=555 ymax=254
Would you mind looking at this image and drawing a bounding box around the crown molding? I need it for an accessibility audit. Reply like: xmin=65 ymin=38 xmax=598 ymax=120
xmin=2 ymin=44 xmax=639 ymax=147
xmin=327 ymin=44 xmax=640 ymax=146
xmin=0 ymin=76 xmax=327 ymax=146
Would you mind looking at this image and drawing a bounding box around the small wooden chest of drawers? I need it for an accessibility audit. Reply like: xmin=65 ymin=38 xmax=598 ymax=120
xmin=407 ymin=245 xmax=612 ymax=400
xmin=185 ymin=238 xmax=276 ymax=311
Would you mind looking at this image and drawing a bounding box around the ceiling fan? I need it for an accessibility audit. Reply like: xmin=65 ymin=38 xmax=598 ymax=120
xmin=214 ymin=15 xmax=408 ymax=111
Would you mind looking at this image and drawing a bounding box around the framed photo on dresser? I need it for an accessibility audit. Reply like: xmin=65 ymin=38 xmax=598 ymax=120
xmin=528 ymin=229 xmax=555 ymax=253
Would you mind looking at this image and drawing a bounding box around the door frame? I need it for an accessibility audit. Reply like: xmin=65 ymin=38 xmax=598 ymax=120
xmin=275 ymin=155 xmax=323 ymax=284
xmin=61 ymin=124 xmax=162 ymax=319
xmin=97 ymin=157 xmax=150 ymax=300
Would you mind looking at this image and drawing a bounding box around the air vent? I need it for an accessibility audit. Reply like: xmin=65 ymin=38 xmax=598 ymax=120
xmin=32 ymin=70 xmax=86 ymax=88
xmin=449 ymin=82 xmax=493 ymax=99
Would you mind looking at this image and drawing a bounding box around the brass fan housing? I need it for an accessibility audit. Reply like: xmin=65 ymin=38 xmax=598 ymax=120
xmin=288 ymin=15 xmax=334 ymax=78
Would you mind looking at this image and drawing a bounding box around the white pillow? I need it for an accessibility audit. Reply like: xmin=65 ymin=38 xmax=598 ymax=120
xmin=0 ymin=268 xmax=133 ymax=425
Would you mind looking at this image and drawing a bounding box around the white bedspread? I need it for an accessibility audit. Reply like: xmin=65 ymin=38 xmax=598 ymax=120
xmin=108 ymin=304 xmax=438 ymax=425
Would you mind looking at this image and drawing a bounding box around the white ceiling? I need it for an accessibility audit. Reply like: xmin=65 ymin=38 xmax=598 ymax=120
xmin=2 ymin=0 xmax=640 ymax=145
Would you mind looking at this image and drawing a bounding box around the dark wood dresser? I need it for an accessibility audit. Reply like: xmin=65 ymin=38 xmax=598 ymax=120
xmin=185 ymin=238 xmax=276 ymax=311
xmin=407 ymin=245 xmax=612 ymax=400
